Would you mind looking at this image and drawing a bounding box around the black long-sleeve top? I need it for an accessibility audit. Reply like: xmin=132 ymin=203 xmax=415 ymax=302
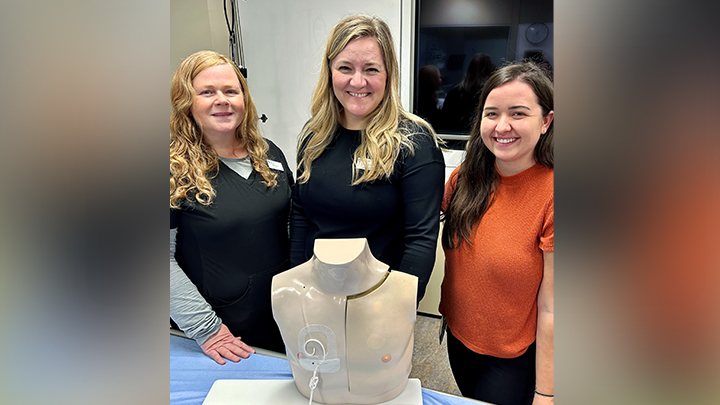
xmin=290 ymin=122 xmax=445 ymax=301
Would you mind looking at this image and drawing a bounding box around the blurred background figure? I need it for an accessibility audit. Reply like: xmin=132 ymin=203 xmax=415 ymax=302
xmin=441 ymin=53 xmax=496 ymax=133
xmin=416 ymin=64 xmax=443 ymax=130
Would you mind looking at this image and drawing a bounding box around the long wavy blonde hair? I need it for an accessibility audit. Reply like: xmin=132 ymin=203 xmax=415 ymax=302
xmin=170 ymin=50 xmax=277 ymax=209
xmin=297 ymin=14 xmax=439 ymax=185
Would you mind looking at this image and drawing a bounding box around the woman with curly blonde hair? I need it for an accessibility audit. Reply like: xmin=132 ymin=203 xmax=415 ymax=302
xmin=290 ymin=14 xmax=445 ymax=302
xmin=170 ymin=50 xmax=293 ymax=363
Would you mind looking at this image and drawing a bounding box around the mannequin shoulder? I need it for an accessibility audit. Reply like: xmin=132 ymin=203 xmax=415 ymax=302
xmin=271 ymin=262 xmax=313 ymax=291
xmin=387 ymin=270 xmax=418 ymax=290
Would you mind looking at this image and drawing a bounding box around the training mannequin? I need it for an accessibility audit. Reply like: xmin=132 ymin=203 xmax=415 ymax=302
xmin=271 ymin=238 xmax=417 ymax=404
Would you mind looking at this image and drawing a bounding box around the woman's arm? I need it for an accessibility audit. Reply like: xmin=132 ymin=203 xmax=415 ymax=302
xmin=534 ymin=250 xmax=554 ymax=404
xmin=170 ymin=228 xmax=222 ymax=343
xmin=288 ymin=137 xmax=312 ymax=267
xmin=265 ymin=138 xmax=295 ymax=238
xmin=289 ymin=185 xmax=311 ymax=267
xmin=170 ymin=229 xmax=253 ymax=364
xmin=398 ymin=131 xmax=445 ymax=301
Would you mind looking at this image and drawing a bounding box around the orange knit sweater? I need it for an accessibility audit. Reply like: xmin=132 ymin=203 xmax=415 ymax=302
xmin=440 ymin=163 xmax=553 ymax=358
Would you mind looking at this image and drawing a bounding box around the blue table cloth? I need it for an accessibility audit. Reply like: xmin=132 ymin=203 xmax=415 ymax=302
xmin=170 ymin=334 xmax=484 ymax=405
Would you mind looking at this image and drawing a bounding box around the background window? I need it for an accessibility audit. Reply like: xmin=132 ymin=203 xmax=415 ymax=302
xmin=413 ymin=0 xmax=553 ymax=147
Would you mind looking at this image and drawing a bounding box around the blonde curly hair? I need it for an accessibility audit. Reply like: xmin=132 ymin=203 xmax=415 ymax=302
xmin=170 ymin=50 xmax=276 ymax=209
xmin=298 ymin=14 xmax=439 ymax=185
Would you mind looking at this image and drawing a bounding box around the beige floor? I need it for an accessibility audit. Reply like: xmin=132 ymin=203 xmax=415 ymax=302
xmin=409 ymin=314 xmax=462 ymax=396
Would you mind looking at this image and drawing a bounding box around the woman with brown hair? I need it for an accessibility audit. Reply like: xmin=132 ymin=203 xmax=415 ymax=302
xmin=441 ymin=61 xmax=554 ymax=404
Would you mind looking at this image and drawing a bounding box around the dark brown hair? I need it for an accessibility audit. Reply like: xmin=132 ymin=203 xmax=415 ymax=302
xmin=442 ymin=62 xmax=553 ymax=249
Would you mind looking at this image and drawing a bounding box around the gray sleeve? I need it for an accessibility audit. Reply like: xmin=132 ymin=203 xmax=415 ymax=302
xmin=170 ymin=228 xmax=222 ymax=344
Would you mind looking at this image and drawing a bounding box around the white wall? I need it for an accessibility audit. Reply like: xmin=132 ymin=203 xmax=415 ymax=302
xmin=170 ymin=0 xmax=213 ymax=72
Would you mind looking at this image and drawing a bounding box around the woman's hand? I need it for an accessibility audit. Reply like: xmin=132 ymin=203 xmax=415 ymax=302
xmin=200 ymin=323 xmax=255 ymax=365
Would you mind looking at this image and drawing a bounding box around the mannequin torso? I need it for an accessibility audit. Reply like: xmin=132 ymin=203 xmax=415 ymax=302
xmin=271 ymin=238 xmax=417 ymax=404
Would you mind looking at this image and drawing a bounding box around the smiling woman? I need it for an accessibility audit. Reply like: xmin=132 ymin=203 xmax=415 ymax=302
xmin=169 ymin=50 xmax=295 ymax=363
xmin=189 ymin=64 xmax=247 ymax=157
xmin=290 ymin=14 xmax=445 ymax=305
xmin=440 ymin=62 xmax=554 ymax=405
xmin=479 ymin=80 xmax=553 ymax=176
xmin=330 ymin=36 xmax=387 ymax=130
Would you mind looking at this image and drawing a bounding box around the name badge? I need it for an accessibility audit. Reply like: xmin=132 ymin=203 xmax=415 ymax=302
xmin=355 ymin=158 xmax=372 ymax=171
xmin=267 ymin=159 xmax=284 ymax=171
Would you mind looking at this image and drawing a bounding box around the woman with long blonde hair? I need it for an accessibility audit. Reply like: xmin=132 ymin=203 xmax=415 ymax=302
xmin=170 ymin=50 xmax=293 ymax=363
xmin=290 ymin=14 xmax=445 ymax=302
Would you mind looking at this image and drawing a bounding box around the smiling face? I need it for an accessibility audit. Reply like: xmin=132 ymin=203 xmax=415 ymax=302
xmin=190 ymin=64 xmax=245 ymax=139
xmin=330 ymin=36 xmax=387 ymax=130
xmin=480 ymin=80 xmax=554 ymax=175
